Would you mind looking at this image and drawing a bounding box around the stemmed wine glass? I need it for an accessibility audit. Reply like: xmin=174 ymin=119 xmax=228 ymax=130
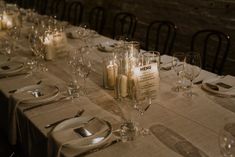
xmin=67 ymin=48 xmax=81 ymax=98
xmin=183 ymin=52 xmax=201 ymax=97
xmin=76 ymin=46 xmax=93 ymax=95
xmin=219 ymin=118 xmax=235 ymax=157
xmin=28 ymin=26 xmax=47 ymax=72
xmin=172 ymin=52 xmax=186 ymax=92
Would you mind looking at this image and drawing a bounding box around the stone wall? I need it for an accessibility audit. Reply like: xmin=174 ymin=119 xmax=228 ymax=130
xmin=60 ymin=0 xmax=235 ymax=75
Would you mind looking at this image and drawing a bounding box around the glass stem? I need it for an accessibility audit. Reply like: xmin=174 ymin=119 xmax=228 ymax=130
xmin=190 ymin=80 xmax=193 ymax=96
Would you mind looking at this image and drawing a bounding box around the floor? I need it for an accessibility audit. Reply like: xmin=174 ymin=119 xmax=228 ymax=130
xmin=0 ymin=130 xmax=19 ymax=157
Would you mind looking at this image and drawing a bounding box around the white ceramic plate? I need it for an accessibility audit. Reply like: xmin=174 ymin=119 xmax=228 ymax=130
xmin=0 ymin=55 xmax=9 ymax=64
xmin=201 ymin=76 xmax=235 ymax=97
xmin=15 ymin=84 xmax=59 ymax=104
xmin=0 ymin=61 xmax=24 ymax=75
xmin=53 ymin=116 xmax=112 ymax=149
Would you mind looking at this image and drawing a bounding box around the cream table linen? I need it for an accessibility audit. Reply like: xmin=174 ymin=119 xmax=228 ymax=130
xmin=0 ymin=14 xmax=235 ymax=157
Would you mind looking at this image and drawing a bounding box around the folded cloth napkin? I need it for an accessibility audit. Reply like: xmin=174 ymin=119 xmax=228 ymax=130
xmin=193 ymin=69 xmax=217 ymax=83
xmin=160 ymin=55 xmax=174 ymax=69
xmin=48 ymin=117 xmax=112 ymax=157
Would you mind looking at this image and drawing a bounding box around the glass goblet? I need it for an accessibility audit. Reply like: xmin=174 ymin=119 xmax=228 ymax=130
xmin=219 ymin=119 xmax=235 ymax=157
xmin=183 ymin=52 xmax=201 ymax=97
xmin=66 ymin=49 xmax=81 ymax=98
xmin=172 ymin=52 xmax=186 ymax=92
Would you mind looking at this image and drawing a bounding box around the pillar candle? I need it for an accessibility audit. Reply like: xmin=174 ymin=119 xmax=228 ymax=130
xmin=106 ymin=61 xmax=118 ymax=88
xmin=120 ymin=74 xmax=128 ymax=97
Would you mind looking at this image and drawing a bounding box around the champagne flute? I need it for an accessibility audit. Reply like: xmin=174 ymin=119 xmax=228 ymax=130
xmin=183 ymin=52 xmax=201 ymax=97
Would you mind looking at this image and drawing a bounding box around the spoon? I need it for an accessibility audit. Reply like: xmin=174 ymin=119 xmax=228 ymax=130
xmin=44 ymin=109 xmax=85 ymax=128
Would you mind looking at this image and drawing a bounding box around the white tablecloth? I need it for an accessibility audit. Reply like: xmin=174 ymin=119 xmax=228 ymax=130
xmin=0 ymin=9 xmax=235 ymax=157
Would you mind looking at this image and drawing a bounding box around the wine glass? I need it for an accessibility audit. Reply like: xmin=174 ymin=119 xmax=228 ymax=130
xmin=77 ymin=47 xmax=93 ymax=95
xmin=183 ymin=52 xmax=201 ymax=97
xmin=172 ymin=52 xmax=186 ymax=92
xmin=66 ymin=49 xmax=81 ymax=98
xmin=2 ymin=39 xmax=14 ymax=58
xmin=219 ymin=118 xmax=235 ymax=157
xmin=28 ymin=27 xmax=47 ymax=72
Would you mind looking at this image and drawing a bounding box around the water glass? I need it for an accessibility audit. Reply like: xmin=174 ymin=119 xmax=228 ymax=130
xmin=219 ymin=118 xmax=235 ymax=157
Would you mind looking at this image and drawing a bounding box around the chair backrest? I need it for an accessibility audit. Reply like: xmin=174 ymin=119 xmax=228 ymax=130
xmin=191 ymin=29 xmax=230 ymax=75
xmin=112 ymin=12 xmax=137 ymax=39
xmin=65 ymin=1 xmax=83 ymax=26
xmin=34 ymin=0 xmax=48 ymax=15
xmin=49 ymin=0 xmax=66 ymax=20
xmin=21 ymin=0 xmax=32 ymax=9
xmin=145 ymin=20 xmax=177 ymax=55
xmin=88 ymin=6 xmax=105 ymax=34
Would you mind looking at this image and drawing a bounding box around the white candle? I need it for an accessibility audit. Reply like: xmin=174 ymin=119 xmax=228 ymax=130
xmin=106 ymin=61 xmax=118 ymax=88
xmin=45 ymin=44 xmax=55 ymax=60
xmin=43 ymin=34 xmax=55 ymax=60
xmin=120 ymin=74 xmax=128 ymax=97
xmin=0 ymin=19 xmax=2 ymax=30
xmin=2 ymin=12 xmax=14 ymax=29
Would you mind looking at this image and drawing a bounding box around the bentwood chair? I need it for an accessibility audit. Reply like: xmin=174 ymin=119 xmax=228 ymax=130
xmin=145 ymin=20 xmax=177 ymax=55
xmin=20 ymin=0 xmax=32 ymax=9
xmin=49 ymin=0 xmax=66 ymax=20
xmin=65 ymin=1 xmax=83 ymax=26
xmin=112 ymin=12 xmax=137 ymax=39
xmin=88 ymin=6 xmax=106 ymax=34
xmin=191 ymin=29 xmax=230 ymax=75
xmin=34 ymin=0 xmax=48 ymax=15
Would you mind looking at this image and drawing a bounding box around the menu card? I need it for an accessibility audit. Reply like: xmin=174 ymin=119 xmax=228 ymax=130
xmin=132 ymin=63 xmax=159 ymax=99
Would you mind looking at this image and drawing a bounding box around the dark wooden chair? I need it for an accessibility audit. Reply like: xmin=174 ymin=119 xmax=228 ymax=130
xmin=145 ymin=20 xmax=177 ymax=55
xmin=19 ymin=0 xmax=32 ymax=9
xmin=112 ymin=12 xmax=137 ymax=39
xmin=34 ymin=0 xmax=48 ymax=15
xmin=191 ymin=29 xmax=230 ymax=75
xmin=64 ymin=1 xmax=83 ymax=26
xmin=88 ymin=6 xmax=105 ymax=34
xmin=49 ymin=0 xmax=66 ymax=19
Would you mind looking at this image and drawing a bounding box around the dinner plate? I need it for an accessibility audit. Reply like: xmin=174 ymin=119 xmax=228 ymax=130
xmin=15 ymin=84 xmax=59 ymax=104
xmin=53 ymin=116 xmax=112 ymax=149
xmin=0 ymin=55 xmax=9 ymax=64
xmin=97 ymin=42 xmax=115 ymax=52
xmin=0 ymin=60 xmax=25 ymax=76
xmin=201 ymin=76 xmax=235 ymax=97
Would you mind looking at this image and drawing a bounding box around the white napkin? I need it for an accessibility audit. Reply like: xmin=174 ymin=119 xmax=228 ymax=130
xmin=193 ymin=69 xmax=217 ymax=83
xmin=48 ymin=117 xmax=112 ymax=157
xmin=160 ymin=55 xmax=174 ymax=69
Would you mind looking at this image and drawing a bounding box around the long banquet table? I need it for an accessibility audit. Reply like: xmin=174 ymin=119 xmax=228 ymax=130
xmin=1 ymin=8 xmax=235 ymax=157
